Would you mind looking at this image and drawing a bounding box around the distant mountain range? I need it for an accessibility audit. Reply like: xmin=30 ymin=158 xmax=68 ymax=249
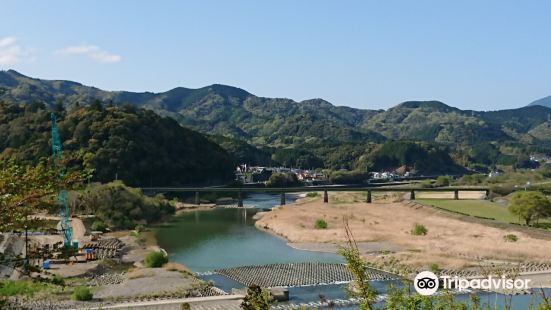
xmin=2 ymin=69 xmax=551 ymax=171
xmin=1 ymin=69 xmax=551 ymax=146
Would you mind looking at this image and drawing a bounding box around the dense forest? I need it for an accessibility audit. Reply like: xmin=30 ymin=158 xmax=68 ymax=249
xmin=0 ymin=102 xmax=235 ymax=186
xmin=2 ymin=70 xmax=551 ymax=174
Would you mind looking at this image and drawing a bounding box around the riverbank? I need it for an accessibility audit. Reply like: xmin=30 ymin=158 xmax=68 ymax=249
xmin=255 ymin=192 xmax=551 ymax=286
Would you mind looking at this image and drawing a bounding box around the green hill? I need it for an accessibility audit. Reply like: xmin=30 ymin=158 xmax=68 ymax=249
xmin=0 ymin=102 xmax=235 ymax=186
xmin=2 ymin=70 xmax=551 ymax=172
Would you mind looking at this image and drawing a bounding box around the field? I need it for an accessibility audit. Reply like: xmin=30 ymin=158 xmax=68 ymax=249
xmin=416 ymin=199 xmax=521 ymax=223
xmin=416 ymin=199 xmax=551 ymax=226
xmin=257 ymin=193 xmax=551 ymax=271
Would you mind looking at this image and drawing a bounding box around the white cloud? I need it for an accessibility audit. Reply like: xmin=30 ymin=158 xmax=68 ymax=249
xmin=0 ymin=36 xmax=23 ymax=65
xmin=56 ymin=44 xmax=122 ymax=63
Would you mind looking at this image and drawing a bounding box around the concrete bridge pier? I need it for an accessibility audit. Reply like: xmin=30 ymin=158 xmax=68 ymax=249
xmin=237 ymin=191 xmax=244 ymax=208
xmin=280 ymin=192 xmax=286 ymax=205
xmin=454 ymin=190 xmax=459 ymax=200
xmin=323 ymin=190 xmax=328 ymax=203
xmin=366 ymin=190 xmax=372 ymax=203
xmin=410 ymin=190 xmax=415 ymax=200
xmin=195 ymin=191 xmax=200 ymax=205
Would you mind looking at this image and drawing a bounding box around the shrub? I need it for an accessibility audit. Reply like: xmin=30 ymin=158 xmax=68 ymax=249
xmin=241 ymin=284 xmax=273 ymax=310
xmin=430 ymin=263 xmax=441 ymax=273
xmin=503 ymin=234 xmax=518 ymax=242
xmin=418 ymin=180 xmax=433 ymax=188
xmin=306 ymin=192 xmax=318 ymax=197
xmin=434 ymin=176 xmax=451 ymax=187
xmin=71 ymin=286 xmax=93 ymax=301
xmin=411 ymin=223 xmax=428 ymax=236
xmin=91 ymin=220 xmax=108 ymax=232
xmin=51 ymin=275 xmax=65 ymax=287
xmin=314 ymin=219 xmax=328 ymax=229
xmin=144 ymin=251 xmax=168 ymax=268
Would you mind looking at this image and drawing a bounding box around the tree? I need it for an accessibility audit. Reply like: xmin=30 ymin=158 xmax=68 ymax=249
xmin=509 ymin=191 xmax=551 ymax=226
xmin=241 ymin=285 xmax=273 ymax=310
xmin=0 ymin=159 xmax=84 ymax=232
xmin=265 ymin=173 xmax=300 ymax=187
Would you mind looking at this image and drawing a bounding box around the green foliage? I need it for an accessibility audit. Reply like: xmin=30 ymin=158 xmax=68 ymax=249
xmin=361 ymin=141 xmax=464 ymax=175
xmin=210 ymin=135 xmax=273 ymax=166
xmin=51 ymin=275 xmax=65 ymax=287
xmin=306 ymin=192 xmax=318 ymax=197
xmin=338 ymin=222 xmax=377 ymax=309
xmin=314 ymin=219 xmax=328 ymax=229
xmin=411 ymin=223 xmax=428 ymax=236
xmin=504 ymin=234 xmax=518 ymax=242
xmin=434 ymin=175 xmax=451 ymax=187
xmin=329 ymin=170 xmax=369 ymax=184
xmin=0 ymin=159 xmax=84 ymax=231
xmin=76 ymin=181 xmax=174 ymax=229
xmin=265 ymin=173 xmax=301 ymax=187
xmin=271 ymin=148 xmax=323 ymax=169
xmin=457 ymin=174 xmax=487 ymax=185
xmin=91 ymin=220 xmax=108 ymax=232
xmin=430 ymin=263 xmax=440 ymax=273
xmin=0 ymin=280 xmax=50 ymax=297
xmin=71 ymin=286 xmax=93 ymax=301
xmin=509 ymin=191 xmax=551 ymax=225
xmin=5 ymin=71 xmax=551 ymax=173
xmin=241 ymin=284 xmax=273 ymax=310
xmin=144 ymin=251 xmax=169 ymax=268
xmin=0 ymin=103 xmax=235 ymax=186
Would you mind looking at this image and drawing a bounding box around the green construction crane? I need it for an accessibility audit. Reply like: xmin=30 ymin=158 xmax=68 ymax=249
xmin=51 ymin=113 xmax=73 ymax=247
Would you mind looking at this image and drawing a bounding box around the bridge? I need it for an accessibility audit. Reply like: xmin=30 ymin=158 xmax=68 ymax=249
xmin=141 ymin=186 xmax=490 ymax=206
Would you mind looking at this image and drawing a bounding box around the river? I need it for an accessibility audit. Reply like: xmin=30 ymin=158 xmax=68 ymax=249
xmin=155 ymin=193 xmax=344 ymax=272
xmin=155 ymin=193 xmax=551 ymax=309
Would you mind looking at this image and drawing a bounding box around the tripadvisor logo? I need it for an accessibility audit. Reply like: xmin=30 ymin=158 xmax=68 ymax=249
xmin=414 ymin=271 xmax=531 ymax=296
xmin=414 ymin=271 xmax=439 ymax=296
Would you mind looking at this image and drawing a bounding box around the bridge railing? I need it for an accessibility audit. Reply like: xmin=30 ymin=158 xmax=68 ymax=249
xmin=141 ymin=186 xmax=490 ymax=205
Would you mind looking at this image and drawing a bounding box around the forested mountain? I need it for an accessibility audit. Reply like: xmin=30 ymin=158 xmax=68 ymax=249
xmin=0 ymin=70 xmax=382 ymax=146
xmin=529 ymin=95 xmax=551 ymax=109
xmin=2 ymin=69 xmax=551 ymax=172
xmin=0 ymin=102 xmax=235 ymax=186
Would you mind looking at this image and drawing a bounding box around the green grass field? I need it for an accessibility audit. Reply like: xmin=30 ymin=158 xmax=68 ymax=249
xmin=416 ymin=199 xmax=523 ymax=224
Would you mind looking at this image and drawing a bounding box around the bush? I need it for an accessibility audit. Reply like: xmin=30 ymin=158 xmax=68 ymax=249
xmin=430 ymin=263 xmax=440 ymax=273
xmin=434 ymin=176 xmax=451 ymax=187
xmin=418 ymin=180 xmax=433 ymax=188
xmin=71 ymin=286 xmax=93 ymax=301
xmin=51 ymin=275 xmax=65 ymax=287
xmin=306 ymin=192 xmax=318 ymax=197
xmin=411 ymin=223 xmax=428 ymax=236
xmin=91 ymin=220 xmax=108 ymax=232
xmin=314 ymin=219 xmax=328 ymax=229
xmin=503 ymin=234 xmax=518 ymax=242
xmin=144 ymin=251 xmax=168 ymax=268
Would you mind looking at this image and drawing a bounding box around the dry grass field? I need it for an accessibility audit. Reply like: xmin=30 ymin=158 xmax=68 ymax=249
xmin=256 ymin=192 xmax=551 ymax=271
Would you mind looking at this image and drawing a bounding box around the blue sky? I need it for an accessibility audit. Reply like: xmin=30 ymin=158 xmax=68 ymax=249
xmin=1 ymin=0 xmax=549 ymax=110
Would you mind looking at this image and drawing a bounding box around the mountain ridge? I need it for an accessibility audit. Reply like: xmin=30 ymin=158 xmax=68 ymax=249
xmin=3 ymin=70 xmax=551 ymax=168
